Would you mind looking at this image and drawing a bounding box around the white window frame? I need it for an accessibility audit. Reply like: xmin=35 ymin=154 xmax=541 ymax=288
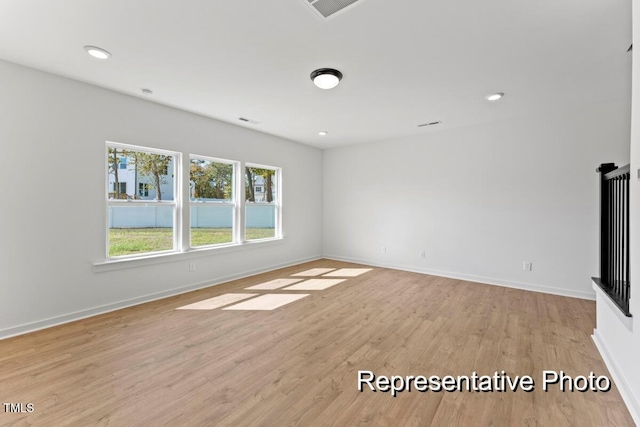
xmin=244 ymin=163 xmax=282 ymax=241
xmin=106 ymin=142 xmax=182 ymax=259
xmin=189 ymin=155 xmax=239 ymax=249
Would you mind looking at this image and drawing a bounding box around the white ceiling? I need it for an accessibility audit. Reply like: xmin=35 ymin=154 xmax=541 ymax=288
xmin=0 ymin=0 xmax=631 ymax=149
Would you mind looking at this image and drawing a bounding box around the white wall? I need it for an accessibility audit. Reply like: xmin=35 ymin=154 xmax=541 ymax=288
xmin=323 ymin=99 xmax=630 ymax=299
xmin=591 ymin=1 xmax=640 ymax=423
xmin=0 ymin=59 xmax=323 ymax=338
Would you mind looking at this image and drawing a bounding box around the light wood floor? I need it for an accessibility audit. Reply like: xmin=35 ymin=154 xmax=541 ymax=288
xmin=0 ymin=260 xmax=634 ymax=426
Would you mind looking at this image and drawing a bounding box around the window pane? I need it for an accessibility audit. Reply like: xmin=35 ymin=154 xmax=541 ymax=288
xmin=246 ymin=204 xmax=275 ymax=240
xmin=245 ymin=166 xmax=277 ymax=203
xmin=108 ymin=147 xmax=175 ymax=201
xmin=138 ymin=183 xmax=149 ymax=197
xmin=191 ymin=204 xmax=234 ymax=247
xmin=108 ymin=205 xmax=174 ymax=256
xmin=190 ymin=158 xmax=233 ymax=201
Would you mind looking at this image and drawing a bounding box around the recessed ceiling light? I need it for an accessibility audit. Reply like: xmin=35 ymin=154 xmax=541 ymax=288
xmin=318 ymin=131 xmax=328 ymax=136
xmin=83 ymin=45 xmax=111 ymax=60
xmin=310 ymin=68 xmax=343 ymax=90
xmin=485 ymin=92 xmax=504 ymax=101
xmin=141 ymin=88 xmax=153 ymax=95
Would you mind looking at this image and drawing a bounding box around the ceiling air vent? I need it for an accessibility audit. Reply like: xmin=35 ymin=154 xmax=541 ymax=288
xmin=418 ymin=121 xmax=441 ymax=128
xmin=238 ymin=117 xmax=260 ymax=125
xmin=303 ymin=0 xmax=364 ymax=19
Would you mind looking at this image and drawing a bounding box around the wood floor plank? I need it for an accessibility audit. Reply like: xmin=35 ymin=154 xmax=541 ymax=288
xmin=0 ymin=259 xmax=634 ymax=426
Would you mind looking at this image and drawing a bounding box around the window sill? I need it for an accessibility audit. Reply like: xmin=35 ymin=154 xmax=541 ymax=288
xmin=93 ymin=237 xmax=285 ymax=273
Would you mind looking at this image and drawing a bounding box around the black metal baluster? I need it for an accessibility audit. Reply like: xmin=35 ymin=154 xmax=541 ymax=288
xmin=620 ymin=176 xmax=624 ymax=300
xmin=616 ymin=177 xmax=620 ymax=298
xmin=610 ymin=177 xmax=615 ymax=293
xmin=594 ymin=163 xmax=631 ymax=317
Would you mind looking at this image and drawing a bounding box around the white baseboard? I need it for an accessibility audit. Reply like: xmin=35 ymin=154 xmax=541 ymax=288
xmin=592 ymin=329 xmax=640 ymax=425
xmin=0 ymin=255 xmax=321 ymax=341
xmin=323 ymin=254 xmax=596 ymax=300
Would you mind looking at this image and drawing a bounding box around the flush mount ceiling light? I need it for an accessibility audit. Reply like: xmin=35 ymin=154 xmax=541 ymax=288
xmin=485 ymin=92 xmax=504 ymax=101
xmin=318 ymin=131 xmax=328 ymax=136
xmin=310 ymin=68 xmax=343 ymax=90
xmin=84 ymin=45 xmax=111 ymax=60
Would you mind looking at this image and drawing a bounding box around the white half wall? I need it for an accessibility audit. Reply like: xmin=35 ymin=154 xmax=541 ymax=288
xmin=591 ymin=1 xmax=640 ymax=423
xmin=0 ymin=59 xmax=323 ymax=338
xmin=323 ymin=99 xmax=630 ymax=299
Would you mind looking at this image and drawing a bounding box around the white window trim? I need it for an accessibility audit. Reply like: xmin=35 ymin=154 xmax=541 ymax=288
xmin=93 ymin=237 xmax=286 ymax=272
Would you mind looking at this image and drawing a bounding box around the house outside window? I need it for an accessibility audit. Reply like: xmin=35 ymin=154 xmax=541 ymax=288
xmin=138 ymin=183 xmax=150 ymax=198
xmin=112 ymin=182 xmax=127 ymax=194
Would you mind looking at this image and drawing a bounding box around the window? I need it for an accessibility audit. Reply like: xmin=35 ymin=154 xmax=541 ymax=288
xmin=104 ymin=142 xmax=282 ymax=262
xmin=245 ymin=164 xmax=280 ymax=241
xmin=112 ymin=182 xmax=127 ymax=195
xmin=189 ymin=156 xmax=237 ymax=247
xmin=107 ymin=143 xmax=179 ymax=258
xmin=138 ymin=183 xmax=150 ymax=198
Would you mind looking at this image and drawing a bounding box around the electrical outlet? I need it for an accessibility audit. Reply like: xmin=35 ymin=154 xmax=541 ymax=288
xmin=189 ymin=262 xmax=196 ymax=272
xmin=420 ymin=250 xmax=426 ymax=258
xmin=381 ymin=246 xmax=386 ymax=254
xmin=523 ymin=262 xmax=532 ymax=271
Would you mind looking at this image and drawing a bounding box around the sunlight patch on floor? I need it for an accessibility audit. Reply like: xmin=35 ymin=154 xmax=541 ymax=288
xmin=222 ymin=293 xmax=309 ymax=311
xmin=245 ymin=278 xmax=304 ymax=290
xmin=291 ymin=268 xmax=336 ymax=277
xmin=176 ymin=265 xmax=367 ymax=312
xmin=176 ymin=293 xmax=257 ymax=310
